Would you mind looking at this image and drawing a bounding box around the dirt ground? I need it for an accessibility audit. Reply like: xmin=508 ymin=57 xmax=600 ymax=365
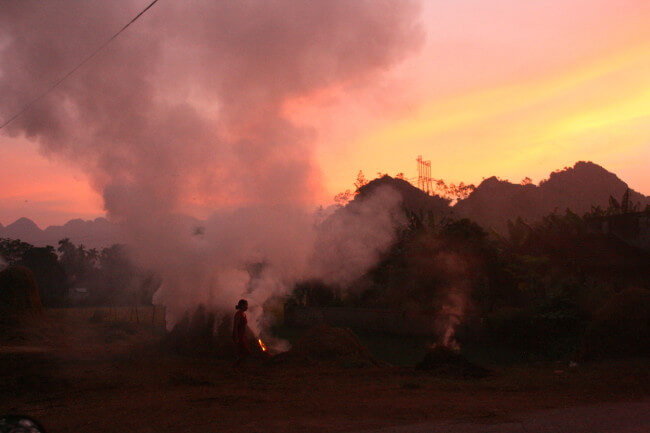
xmin=1 ymin=313 xmax=649 ymax=433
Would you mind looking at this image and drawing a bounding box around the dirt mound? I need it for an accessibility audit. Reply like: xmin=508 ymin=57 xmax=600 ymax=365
xmin=416 ymin=345 xmax=489 ymax=378
xmin=273 ymin=325 xmax=382 ymax=367
xmin=0 ymin=266 xmax=43 ymax=315
xmin=164 ymin=305 xmax=265 ymax=359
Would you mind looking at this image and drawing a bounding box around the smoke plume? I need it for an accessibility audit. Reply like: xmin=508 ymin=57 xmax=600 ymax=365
xmin=310 ymin=186 xmax=405 ymax=287
xmin=432 ymin=252 xmax=471 ymax=351
xmin=0 ymin=1 xmax=423 ymax=329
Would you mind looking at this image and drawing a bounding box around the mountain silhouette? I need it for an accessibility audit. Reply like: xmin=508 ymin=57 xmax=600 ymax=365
xmin=357 ymin=175 xmax=454 ymax=217
xmin=3 ymin=217 xmax=43 ymax=241
xmin=1 ymin=161 xmax=647 ymax=244
xmin=0 ymin=217 xmax=122 ymax=248
xmin=454 ymin=161 xmax=650 ymax=232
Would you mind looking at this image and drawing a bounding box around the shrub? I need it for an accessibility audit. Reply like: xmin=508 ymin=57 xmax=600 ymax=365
xmin=485 ymin=300 xmax=584 ymax=356
xmin=580 ymin=287 xmax=650 ymax=360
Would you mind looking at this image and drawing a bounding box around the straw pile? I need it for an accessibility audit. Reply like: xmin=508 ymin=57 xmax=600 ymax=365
xmin=273 ymin=325 xmax=382 ymax=367
xmin=416 ymin=345 xmax=489 ymax=378
xmin=0 ymin=266 xmax=43 ymax=315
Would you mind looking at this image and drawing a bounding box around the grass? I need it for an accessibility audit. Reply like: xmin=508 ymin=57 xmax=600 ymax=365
xmin=47 ymin=305 xmax=167 ymax=329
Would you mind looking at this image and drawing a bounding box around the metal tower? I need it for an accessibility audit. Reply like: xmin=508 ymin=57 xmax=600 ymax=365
xmin=416 ymin=155 xmax=433 ymax=195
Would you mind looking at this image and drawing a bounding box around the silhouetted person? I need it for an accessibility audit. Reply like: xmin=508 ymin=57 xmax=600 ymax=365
xmin=232 ymin=299 xmax=250 ymax=367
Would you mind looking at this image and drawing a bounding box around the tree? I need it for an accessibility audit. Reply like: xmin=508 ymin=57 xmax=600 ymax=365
xmin=333 ymin=189 xmax=353 ymax=206
xmin=607 ymin=189 xmax=639 ymax=215
xmin=97 ymin=244 xmax=137 ymax=305
xmin=607 ymin=195 xmax=621 ymax=215
xmin=583 ymin=205 xmax=607 ymax=219
xmin=57 ymin=238 xmax=97 ymax=287
xmin=354 ymin=170 xmax=368 ymax=191
xmin=431 ymin=178 xmax=476 ymax=201
xmin=0 ymin=238 xmax=33 ymax=265
xmin=621 ymin=188 xmax=631 ymax=214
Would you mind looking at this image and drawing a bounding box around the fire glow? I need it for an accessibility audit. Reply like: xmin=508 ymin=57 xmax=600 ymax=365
xmin=258 ymin=338 xmax=267 ymax=352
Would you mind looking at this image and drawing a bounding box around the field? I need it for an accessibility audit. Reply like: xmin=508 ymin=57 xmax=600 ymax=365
xmin=47 ymin=305 xmax=167 ymax=328
xmin=1 ymin=309 xmax=649 ymax=432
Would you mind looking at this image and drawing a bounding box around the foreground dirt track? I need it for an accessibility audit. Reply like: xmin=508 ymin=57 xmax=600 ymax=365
xmin=352 ymin=399 xmax=650 ymax=432
xmin=1 ymin=315 xmax=649 ymax=432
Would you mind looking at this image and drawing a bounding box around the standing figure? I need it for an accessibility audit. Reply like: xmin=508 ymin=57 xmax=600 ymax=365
xmin=232 ymin=299 xmax=250 ymax=366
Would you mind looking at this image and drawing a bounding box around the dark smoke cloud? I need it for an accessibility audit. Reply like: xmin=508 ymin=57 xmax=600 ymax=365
xmin=0 ymin=0 xmax=423 ymax=328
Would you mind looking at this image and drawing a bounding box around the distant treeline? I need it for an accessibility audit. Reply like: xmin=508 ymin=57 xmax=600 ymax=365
xmin=0 ymin=238 xmax=160 ymax=307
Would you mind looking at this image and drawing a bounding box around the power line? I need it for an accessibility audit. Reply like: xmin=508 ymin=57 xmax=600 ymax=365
xmin=0 ymin=0 xmax=161 ymax=131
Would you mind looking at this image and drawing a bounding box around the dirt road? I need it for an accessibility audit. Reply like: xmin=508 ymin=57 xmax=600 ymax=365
xmin=2 ymin=314 xmax=650 ymax=432
xmin=353 ymin=399 xmax=650 ymax=433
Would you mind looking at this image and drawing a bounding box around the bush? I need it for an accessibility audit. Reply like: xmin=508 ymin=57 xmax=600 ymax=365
xmin=484 ymin=300 xmax=584 ymax=356
xmin=580 ymin=287 xmax=650 ymax=360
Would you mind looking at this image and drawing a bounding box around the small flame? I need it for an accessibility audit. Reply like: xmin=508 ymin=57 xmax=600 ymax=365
xmin=258 ymin=338 xmax=267 ymax=352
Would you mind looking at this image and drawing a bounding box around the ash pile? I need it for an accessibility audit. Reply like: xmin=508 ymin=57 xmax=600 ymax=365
xmin=272 ymin=325 xmax=383 ymax=367
xmin=416 ymin=345 xmax=489 ymax=378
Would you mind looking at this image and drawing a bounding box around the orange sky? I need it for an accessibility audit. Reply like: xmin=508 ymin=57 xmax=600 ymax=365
xmin=1 ymin=0 xmax=650 ymax=227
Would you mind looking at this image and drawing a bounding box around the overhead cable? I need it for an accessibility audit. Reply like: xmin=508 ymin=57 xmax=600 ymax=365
xmin=0 ymin=0 xmax=161 ymax=130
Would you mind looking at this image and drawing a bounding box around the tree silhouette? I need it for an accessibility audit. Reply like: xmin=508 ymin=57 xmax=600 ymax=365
xmin=0 ymin=238 xmax=33 ymax=265
xmin=333 ymin=189 xmax=353 ymax=206
xmin=354 ymin=170 xmax=368 ymax=191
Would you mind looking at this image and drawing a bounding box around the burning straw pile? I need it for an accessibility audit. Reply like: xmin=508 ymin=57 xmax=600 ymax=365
xmin=416 ymin=345 xmax=489 ymax=378
xmin=164 ymin=305 xmax=265 ymax=359
xmin=272 ymin=325 xmax=382 ymax=367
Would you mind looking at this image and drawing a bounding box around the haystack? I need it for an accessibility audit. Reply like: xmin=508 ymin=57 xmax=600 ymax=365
xmin=416 ymin=345 xmax=489 ymax=378
xmin=0 ymin=266 xmax=43 ymax=316
xmin=272 ymin=325 xmax=382 ymax=367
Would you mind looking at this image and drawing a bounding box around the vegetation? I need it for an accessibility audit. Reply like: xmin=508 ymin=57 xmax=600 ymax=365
xmin=2 ymin=178 xmax=648 ymax=362
xmin=289 ymin=185 xmax=650 ymax=361
xmin=0 ymin=237 xmax=160 ymax=307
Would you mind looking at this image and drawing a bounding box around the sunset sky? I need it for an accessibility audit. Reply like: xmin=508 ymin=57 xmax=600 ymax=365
xmin=2 ymin=0 xmax=650 ymax=227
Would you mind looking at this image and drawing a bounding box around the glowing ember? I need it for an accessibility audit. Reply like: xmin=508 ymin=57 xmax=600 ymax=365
xmin=258 ymin=338 xmax=267 ymax=352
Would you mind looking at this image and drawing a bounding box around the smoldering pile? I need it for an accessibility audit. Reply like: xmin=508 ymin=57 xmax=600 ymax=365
xmin=163 ymin=308 xmax=381 ymax=367
xmin=163 ymin=305 xmax=266 ymax=359
xmin=272 ymin=325 xmax=383 ymax=367
xmin=416 ymin=345 xmax=489 ymax=378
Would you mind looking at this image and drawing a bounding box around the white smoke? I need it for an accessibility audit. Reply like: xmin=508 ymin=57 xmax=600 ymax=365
xmin=309 ymin=186 xmax=405 ymax=287
xmin=0 ymin=1 xmax=424 ymax=331
xmin=432 ymin=253 xmax=472 ymax=350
